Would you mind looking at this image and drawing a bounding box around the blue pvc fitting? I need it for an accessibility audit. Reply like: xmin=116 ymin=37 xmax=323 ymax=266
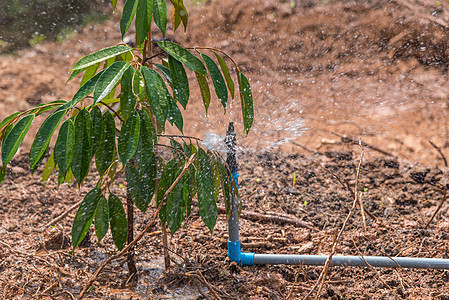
xmin=231 ymin=171 xmax=239 ymax=190
xmin=228 ymin=240 xmax=255 ymax=266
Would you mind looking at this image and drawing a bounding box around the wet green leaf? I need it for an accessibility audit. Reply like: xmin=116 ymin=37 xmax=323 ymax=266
xmin=94 ymin=61 xmax=131 ymax=105
xmin=135 ymin=110 xmax=155 ymax=171
xmin=42 ymin=150 xmax=56 ymax=186
xmin=29 ymin=110 xmax=65 ymax=171
xmin=201 ymin=54 xmax=228 ymax=110
xmin=125 ymin=156 xmax=156 ymax=212
xmin=132 ymin=70 xmax=146 ymax=100
xmin=81 ymin=63 xmax=100 ymax=86
xmin=95 ymin=111 xmax=116 ymax=175
xmin=72 ymin=109 xmax=92 ymax=186
xmin=208 ymin=151 xmax=220 ymax=202
xmin=71 ymin=45 xmax=133 ymax=72
xmin=95 ymin=195 xmax=109 ymax=243
xmin=157 ymin=41 xmax=206 ymax=75
xmin=120 ymin=0 xmax=138 ymax=37
xmin=170 ymin=0 xmax=188 ymax=31
xmin=55 ymin=119 xmax=75 ymax=184
xmin=195 ymin=71 xmax=210 ymax=113
xmin=136 ymin=0 xmax=153 ymax=45
xmin=118 ymin=110 xmax=140 ymax=165
xmin=157 ymin=159 xmax=179 ymax=223
xmin=166 ymin=171 xmax=188 ymax=234
xmin=196 ymin=147 xmax=217 ymax=234
xmin=90 ymin=107 xmax=103 ymax=156
xmin=120 ymin=67 xmax=136 ymax=121
xmin=238 ymin=72 xmax=254 ymax=135
xmin=153 ymin=0 xmax=167 ymax=36
xmin=108 ymin=193 xmax=128 ymax=250
xmin=217 ymin=157 xmax=231 ymax=218
xmin=155 ymin=63 xmax=172 ymax=84
xmin=169 ymin=55 xmax=189 ymax=109
xmin=141 ymin=66 xmax=168 ymax=125
xmin=72 ymin=187 xmax=101 ymax=250
xmin=167 ymin=96 xmax=183 ymax=133
xmin=215 ymin=53 xmax=235 ymax=99
xmin=65 ymin=70 xmax=105 ymax=110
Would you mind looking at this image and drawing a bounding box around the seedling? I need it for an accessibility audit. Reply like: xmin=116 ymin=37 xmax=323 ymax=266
xmin=0 ymin=0 xmax=254 ymax=275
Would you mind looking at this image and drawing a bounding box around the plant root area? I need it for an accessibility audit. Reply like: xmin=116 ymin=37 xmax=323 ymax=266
xmin=2 ymin=0 xmax=449 ymax=298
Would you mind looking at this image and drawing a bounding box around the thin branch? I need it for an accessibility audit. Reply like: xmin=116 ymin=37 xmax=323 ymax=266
xmin=78 ymin=153 xmax=196 ymax=299
xmin=424 ymin=186 xmax=447 ymax=229
xmin=429 ymin=140 xmax=448 ymax=167
xmin=304 ymin=146 xmax=364 ymax=300
xmin=157 ymin=134 xmax=203 ymax=142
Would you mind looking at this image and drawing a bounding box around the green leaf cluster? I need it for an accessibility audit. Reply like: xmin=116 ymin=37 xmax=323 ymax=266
xmin=0 ymin=0 xmax=255 ymax=253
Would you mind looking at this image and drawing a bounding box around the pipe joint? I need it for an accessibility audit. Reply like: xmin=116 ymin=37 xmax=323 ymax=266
xmin=228 ymin=240 xmax=254 ymax=266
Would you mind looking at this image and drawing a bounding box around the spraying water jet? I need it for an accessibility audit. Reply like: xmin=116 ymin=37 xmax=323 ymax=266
xmin=225 ymin=122 xmax=449 ymax=270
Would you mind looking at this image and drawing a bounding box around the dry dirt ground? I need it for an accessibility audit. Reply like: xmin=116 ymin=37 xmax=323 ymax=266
xmin=2 ymin=0 xmax=449 ymax=298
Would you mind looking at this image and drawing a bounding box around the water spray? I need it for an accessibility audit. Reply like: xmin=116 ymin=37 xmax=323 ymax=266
xmin=225 ymin=122 xmax=449 ymax=269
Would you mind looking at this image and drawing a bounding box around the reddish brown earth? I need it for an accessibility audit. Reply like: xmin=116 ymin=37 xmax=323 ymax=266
xmin=2 ymin=0 xmax=449 ymax=298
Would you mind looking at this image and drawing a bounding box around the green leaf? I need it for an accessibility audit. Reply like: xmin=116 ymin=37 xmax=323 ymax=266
xmin=121 ymin=0 xmax=138 ymax=37
xmin=166 ymin=171 xmax=188 ymax=234
xmin=55 ymin=119 xmax=75 ymax=184
xmin=90 ymin=107 xmax=103 ymax=157
xmin=81 ymin=63 xmax=100 ymax=86
xmin=120 ymin=67 xmax=136 ymax=121
xmin=72 ymin=109 xmax=92 ymax=186
xmin=65 ymin=70 xmax=105 ymax=110
xmin=157 ymin=159 xmax=179 ymax=222
xmin=108 ymin=193 xmax=128 ymax=250
xmin=195 ymin=71 xmax=210 ymax=113
xmin=0 ymin=123 xmax=14 ymax=146
xmin=215 ymin=53 xmax=235 ymax=99
xmin=238 ymin=72 xmax=254 ymax=135
xmin=217 ymin=157 xmax=231 ymax=218
xmin=132 ymin=70 xmax=146 ymax=101
xmin=201 ymin=54 xmax=228 ymax=110
xmin=141 ymin=67 xmax=168 ymax=125
xmin=136 ymin=0 xmax=153 ymax=45
xmin=94 ymin=61 xmax=131 ymax=105
xmin=71 ymin=45 xmax=133 ymax=72
xmin=30 ymin=100 xmax=67 ymax=117
xmin=169 ymin=55 xmax=189 ymax=109
xmin=208 ymin=151 xmax=220 ymax=202
xmin=135 ymin=110 xmax=155 ymax=171
xmin=29 ymin=110 xmax=65 ymax=171
xmin=111 ymin=0 xmax=118 ymax=9
xmin=170 ymin=0 xmax=188 ymax=31
xmin=72 ymin=187 xmax=101 ymax=250
xmin=125 ymin=157 xmax=156 ymax=212
xmin=167 ymin=96 xmax=183 ymax=133
xmin=67 ymin=69 xmax=83 ymax=82
xmin=118 ymin=110 xmax=140 ymax=165
xmin=196 ymin=147 xmax=217 ymax=234
xmin=153 ymin=0 xmax=167 ymax=37
xmin=42 ymin=150 xmax=56 ymax=186
xmin=0 ymin=112 xmax=21 ymax=131
xmin=157 ymin=41 xmax=206 ymax=75
xmin=155 ymin=63 xmax=172 ymax=84
xmin=95 ymin=195 xmax=109 ymax=243
xmin=95 ymin=111 xmax=116 ymax=175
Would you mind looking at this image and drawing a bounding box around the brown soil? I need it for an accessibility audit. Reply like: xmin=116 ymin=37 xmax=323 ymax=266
xmin=2 ymin=0 xmax=449 ymax=298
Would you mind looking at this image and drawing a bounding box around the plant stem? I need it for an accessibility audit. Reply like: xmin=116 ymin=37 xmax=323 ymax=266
xmin=126 ymin=188 xmax=138 ymax=277
xmin=162 ymin=222 xmax=171 ymax=269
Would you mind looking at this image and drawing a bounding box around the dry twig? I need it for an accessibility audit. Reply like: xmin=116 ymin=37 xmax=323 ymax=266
xmin=304 ymin=144 xmax=364 ymax=299
xmin=429 ymin=140 xmax=448 ymax=167
xmin=424 ymin=186 xmax=447 ymax=229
